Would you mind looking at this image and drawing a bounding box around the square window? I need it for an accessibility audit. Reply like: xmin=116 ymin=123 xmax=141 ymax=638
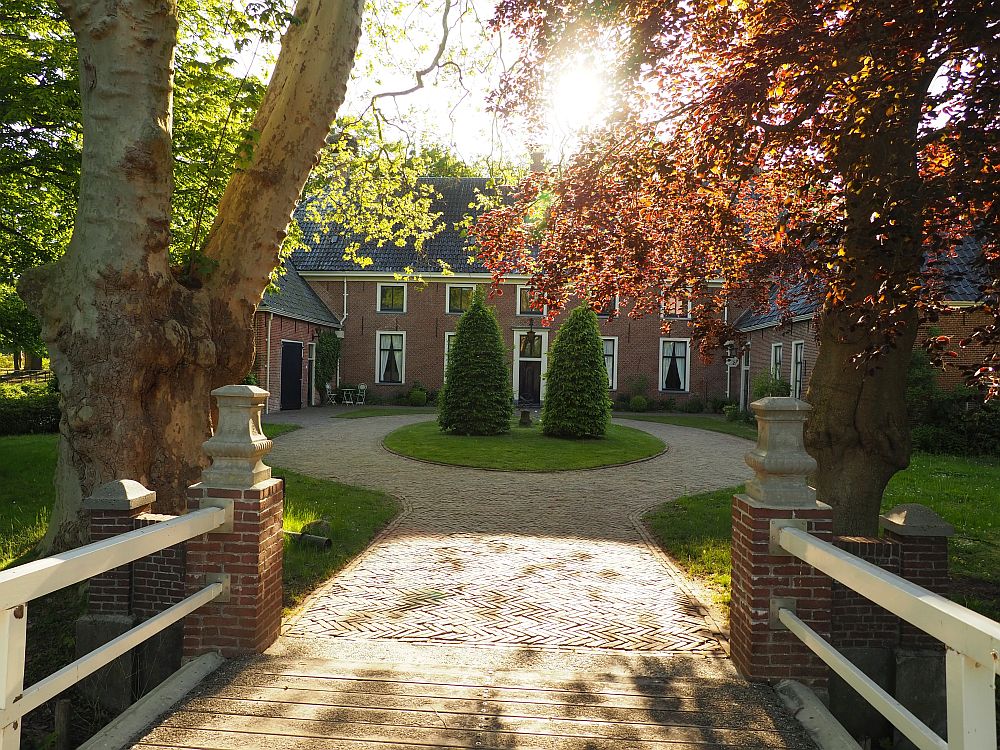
xmin=662 ymin=296 xmax=689 ymax=319
xmin=378 ymin=284 xmax=405 ymax=313
xmin=517 ymin=286 xmax=543 ymax=316
xmin=597 ymin=297 xmax=618 ymax=318
xmin=447 ymin=285 xmax=475 ymax=314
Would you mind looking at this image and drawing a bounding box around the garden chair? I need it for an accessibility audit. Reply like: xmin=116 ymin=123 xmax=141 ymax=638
xmin=356 ymin=384 xmax=367 ymax=405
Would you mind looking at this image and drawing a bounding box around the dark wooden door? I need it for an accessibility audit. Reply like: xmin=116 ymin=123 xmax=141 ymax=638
xmin=518 ymin=360 xmax=541 ymax=405
xmin=280 ymin=341 xmax=303 ymax=410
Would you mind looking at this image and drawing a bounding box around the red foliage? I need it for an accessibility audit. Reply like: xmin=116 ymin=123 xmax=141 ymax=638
xmin=476 ymin=0 xmax=999 ymax=395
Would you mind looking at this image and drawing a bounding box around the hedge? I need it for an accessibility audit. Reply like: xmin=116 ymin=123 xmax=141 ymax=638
xmin=0 ymin=380 xmax=60 ymax=435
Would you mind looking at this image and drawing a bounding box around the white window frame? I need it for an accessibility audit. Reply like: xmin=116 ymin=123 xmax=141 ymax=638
xmin=771 ymin=342 xmax=784 ymax=379
xmin=658 ymin=337 xmax=691 ymax=392
xmin=443 ymin=331 xmax=457 ymax=381
xmin=660 ymin=296 xmax=692 ymax=320
xmin=791 ymin=340 xmax=805 ymax=399
xmin=375 ymin=330 xmax=406 ymax=385
xmin=602 ymin=336 xmax=619 ymax=390
xmin=445 ymin=284 xmax=476 ymax=315
xmin=376 ymin=282 xmax=407 ymax=313
xmin=516 ymin=285 xmax=546 ymax=317
xmin=596 ymin=295 xmax=620 ymax=318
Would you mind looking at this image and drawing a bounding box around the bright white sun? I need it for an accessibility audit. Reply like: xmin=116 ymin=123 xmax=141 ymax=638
xmin=549 ymin=63 xmax=607 ymax=134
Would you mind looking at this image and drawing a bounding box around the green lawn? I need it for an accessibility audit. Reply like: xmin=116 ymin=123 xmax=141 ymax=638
xmin=617 ymin=412 xmax=758 ymax=441
xmin=335 ymin=406 xmax=437 ymax=419
xmin=384 ymin=419 xmax=665 ymax=471
xmin=262 ymin=421 xmax=302 ymax=438
xmin=645 ymin=453 xmax=1000 ymax=621
xmin=0 ymin=434 xmax=56 ymax=568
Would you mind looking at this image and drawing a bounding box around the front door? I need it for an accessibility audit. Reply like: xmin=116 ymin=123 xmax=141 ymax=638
xmin=515 ymin=330 xmax=546 ymax=405
xmin=281 ymin=341 xmax=303 ymax=410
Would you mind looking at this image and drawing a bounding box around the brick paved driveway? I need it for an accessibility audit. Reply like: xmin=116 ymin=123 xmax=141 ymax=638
xmin=268 ymin=410 xmax=751 ymax=655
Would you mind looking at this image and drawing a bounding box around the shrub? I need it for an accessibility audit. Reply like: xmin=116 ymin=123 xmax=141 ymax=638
xmin=723 ymin=404 xmax=741 ymax=422
xmin=541 ymin=306 xmax=612 ymax=438
xmin=752 ymin=372 xmax=791 ymax=399
xmin=438 ymin=290 xmax=513 ymax=435
xmin=656 ymin=397 xmax=676 ymax=412
xmin=408 ymin=389 xmax=428 ymax=407
xmin=615 ymin=393 xmax=630 ymax=409
xmin=315 ymin=331 xmax=341 ymax=403
xmin=629 ymin=395 xmax=648 ymax=412
xmin=680 ymin=397 xmax=705 ymax=413
xmin=708 ymin=397 xmax=732 ymax=414
xmin=0 ymin=380 xmax=60 ymax=435
xmin=624 ymin=374 xmax=649 ymax=398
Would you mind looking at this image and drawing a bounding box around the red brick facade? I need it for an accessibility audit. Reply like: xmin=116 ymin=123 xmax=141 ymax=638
xmin=252 ymin=312 xmax=329 ymax=413
xmin=305 ymin=276 xmax=729 ymax=404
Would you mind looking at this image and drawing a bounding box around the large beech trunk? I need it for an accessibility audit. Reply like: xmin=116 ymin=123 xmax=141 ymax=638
xmin=19 ymin=0 xmax=362 ymax=552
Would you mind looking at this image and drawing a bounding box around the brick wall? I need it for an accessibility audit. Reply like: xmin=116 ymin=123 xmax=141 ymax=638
xmin=918 ymin=307 xmax=994 ymax=389
xmin=252 ymin=312 xmax=328 ymax=412
xmin=308 ymin=277 xmax=729 ymax=404
xmin=830 ymin=536 xmax=900 ymax=650
xmin=132 ymin=513 xmax=186 ymax=619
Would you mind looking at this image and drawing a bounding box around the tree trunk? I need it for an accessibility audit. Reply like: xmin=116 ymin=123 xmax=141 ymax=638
xmin=19 ymin=0 xmax=362 ymax=552
xmin=804 ymin=40 xmax=936 ymax=535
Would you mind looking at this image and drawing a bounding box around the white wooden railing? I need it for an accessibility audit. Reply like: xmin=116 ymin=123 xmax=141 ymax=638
xmin=774 ymin=523 xmax=1000 ymax=750
xmin=0 ymin=505 xmax=228 ymax=750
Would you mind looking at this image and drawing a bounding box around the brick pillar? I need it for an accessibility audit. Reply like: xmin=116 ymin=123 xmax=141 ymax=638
xmin=77 ymin=479 xmax=156 ymax=711
xmin=730 ymin=397 xmax=833 ymax=689
xmin=880 ymin=504 xmax=954 ymax=650
xmin=183 ymin=385 xmax=284 ymax=658
xmin=880 ymin=504 xmax=955 ymax=747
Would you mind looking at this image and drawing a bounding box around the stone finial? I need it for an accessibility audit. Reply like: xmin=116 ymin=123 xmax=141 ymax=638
xmin=84 ymin=479 xmax=156 ymax=510
xmin=200 ymin=385 xmax=272 ymax=489
xmin=880 ymin=504 xmax=955 ymax=537
xmin=744 ymin=397 xmax=818 ymax=507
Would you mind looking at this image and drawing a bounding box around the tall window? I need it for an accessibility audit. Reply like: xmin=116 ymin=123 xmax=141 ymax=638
xmin=377 ymin=332 xmax=405 ymax=384
xmin=660 ymin=339 xmax=689 ymax=391
xmin=517 ymin=286 xmax=543 ymax=316
xmin=377 ymin=283 xmax=406 ymax=313
xmin=602 ymin=337 xmax=618 ymax=390
xmin=443 ymin=332 xmax=456 ymax=380
xmin=791 ymin=341 xmax=805 ymax=398
xmin=771 ymin=343 xmax=783 ymax=379
xmin=447 ymin=285 xmax=474 ymax=314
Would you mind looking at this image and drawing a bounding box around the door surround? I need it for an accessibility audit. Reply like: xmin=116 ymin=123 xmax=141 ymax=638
xmin=512 ymin=328 xmax=549 ymax=404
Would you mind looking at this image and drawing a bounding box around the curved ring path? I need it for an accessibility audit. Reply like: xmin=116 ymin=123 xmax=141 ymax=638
xmin=272 ymin=411 xmax=749 ymax=654
xmin=134 ymin=410 xmax=818 ymax=750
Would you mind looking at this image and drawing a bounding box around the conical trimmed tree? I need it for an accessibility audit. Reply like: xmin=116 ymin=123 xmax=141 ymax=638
xmin=438 ymin=289 xmax=513 ymax=435
xmin=542 ymin=305 xmax=612 ymax=438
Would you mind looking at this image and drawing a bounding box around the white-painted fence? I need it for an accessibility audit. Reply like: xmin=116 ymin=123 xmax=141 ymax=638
xmin=774 ymin=523 xmax=999 ymax=750
xmin=0 ymin=506 xmax=227 ymax=750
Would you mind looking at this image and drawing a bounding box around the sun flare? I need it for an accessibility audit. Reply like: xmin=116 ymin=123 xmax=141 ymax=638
xmin=549 ymin=63 xmax=607 ymax=134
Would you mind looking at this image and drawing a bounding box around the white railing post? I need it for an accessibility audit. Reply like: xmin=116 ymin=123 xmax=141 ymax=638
xmin=0 ymin=604 xmax=26 ymax=750
xmin=945 ymin=649 xmax=997 ymax=750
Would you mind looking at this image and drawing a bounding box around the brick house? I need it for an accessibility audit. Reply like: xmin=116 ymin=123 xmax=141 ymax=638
xmin=292 ymin=178 xmax=734 ymax=407
xmin=732 ymin=240 xmax=989 ymax=406
xmin=254 ymin=177 xmax=735 ymax=410
xmin=251 ymin=262 xmax=342 ymax=413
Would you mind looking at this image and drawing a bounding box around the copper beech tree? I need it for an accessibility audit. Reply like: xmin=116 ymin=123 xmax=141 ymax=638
xmin=17 ymin=0 xmax=363 ymax=550
xmin=475 ymin=0 xmax=998 ymax=533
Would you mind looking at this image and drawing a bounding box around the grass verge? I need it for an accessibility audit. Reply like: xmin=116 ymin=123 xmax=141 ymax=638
xmin=645 ymin=453 xmax=1000 ymax=621
xmin=384 ymin=419 xmax=665 ymax=471
xmin=275 ymin=467 xmax=397 ymax=613
xmin=262 ymin=421 xmax=302 ymax=439
xmin=334 ymin=406 xmax=437 ymax=419
xmin=617 ymin=412 xmax=758 ymax=441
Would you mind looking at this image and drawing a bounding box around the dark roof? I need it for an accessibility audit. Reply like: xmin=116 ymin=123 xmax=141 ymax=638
xmin=736 ymin=240 xmax=988 ymax=332
xmin=260 ymin=262 xmax=341 ymax=327
xmin=290 ymin=177 xmax=495 ymax=274
xmin=936 ymin=238 xmax=987 ymax=303
xmin=735 ymin=284 xmax=820 ymax=331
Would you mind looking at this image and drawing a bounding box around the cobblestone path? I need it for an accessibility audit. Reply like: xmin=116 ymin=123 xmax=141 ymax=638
xmin=268 ymin=410 xmax=751 ymax=655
